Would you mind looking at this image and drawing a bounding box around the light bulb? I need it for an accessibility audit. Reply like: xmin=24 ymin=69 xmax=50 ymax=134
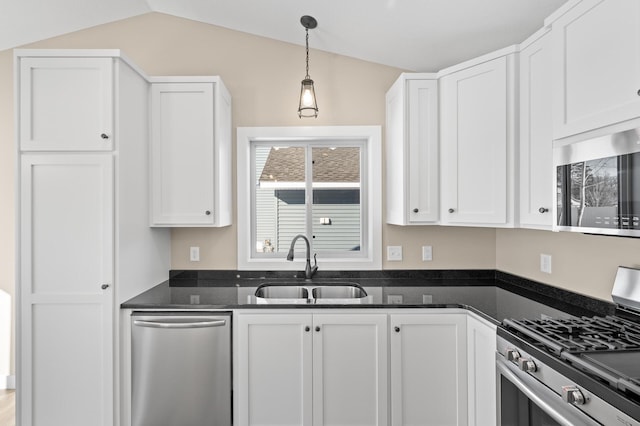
xmin=302 ymin=88 xmax=314 ymax=107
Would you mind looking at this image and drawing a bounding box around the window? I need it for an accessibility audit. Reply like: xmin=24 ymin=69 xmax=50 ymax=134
xmin=237 ymin=126 xmax=381 ymax=270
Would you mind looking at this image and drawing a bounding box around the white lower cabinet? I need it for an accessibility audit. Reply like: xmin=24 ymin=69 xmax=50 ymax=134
xmin=390 ymin=313 xmax=468 ymax=426
xmin=235 ymin=313 xmax=388 ymax=426
xmin=236 ymin=314 xmax=313 ymax=426
xmin=236 ymin=311 xmax=494 ymax=426
xmin=466 ymin=314 xmax=497 ymax=426
xmin=20 ymin=154 xmax=115 ymax=426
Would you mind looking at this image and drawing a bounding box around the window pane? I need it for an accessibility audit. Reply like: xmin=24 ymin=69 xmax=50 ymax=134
xmin=255 ymin=146 xmax=306 ymax=253
xmin=312 ymin=147 xmax=362 ymax=252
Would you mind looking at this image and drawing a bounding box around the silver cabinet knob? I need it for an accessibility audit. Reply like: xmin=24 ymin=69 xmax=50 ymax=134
xmin=100 ymin=133 xmax=109 ymax=139
xmin=518 ymin=358 xmax=537 ymax=373
xmin=506 ymin=348 xmax=520 ymax=363
xmin=315 ymin=326 xmax=321 ymax=332
xmin=413 ymin=208 xmax=419 ymax=213
xmin=205 ymin=210 xmax=211 ymax=215
xmin=394 ymin=326 xmax=400 ymax=333
xmin=101 ymin=284 xmax=110 ymax=290
xmin=448 ymin=208 xmax=455 ymax=213
xmin=562 ymin=386 xmax=586 ymax=406
xmin=305 ymin=326 xmax=310 ymax=332
xmin=538 ymin=207 xmax=549 ymax=213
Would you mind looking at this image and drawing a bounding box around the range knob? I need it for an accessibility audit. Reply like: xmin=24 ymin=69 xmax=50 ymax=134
xmin=562 ymin=386 xmax=586 ymax=406
xmin=518 ymin=357 xmax=537 ymax=373
xmin=505 ymin=348 xmax=521 ymax=363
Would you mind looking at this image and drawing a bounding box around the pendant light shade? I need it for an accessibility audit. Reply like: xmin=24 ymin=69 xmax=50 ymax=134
xmin=298 ymin=78 xmax=318 ymax=117
xmin=298 ymin=15 xmax=319 ymax=118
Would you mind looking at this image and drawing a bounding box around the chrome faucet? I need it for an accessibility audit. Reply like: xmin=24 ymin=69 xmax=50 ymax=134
xmin=286 ymin=234 xmax=318 ymax=279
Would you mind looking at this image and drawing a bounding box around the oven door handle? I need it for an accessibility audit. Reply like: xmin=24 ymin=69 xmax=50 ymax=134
xmin=497 ymin=357 xmax=602 ymax=426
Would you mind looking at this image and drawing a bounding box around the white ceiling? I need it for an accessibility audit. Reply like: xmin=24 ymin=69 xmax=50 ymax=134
xmin=1 ymin=0 xmax=567 ymax=71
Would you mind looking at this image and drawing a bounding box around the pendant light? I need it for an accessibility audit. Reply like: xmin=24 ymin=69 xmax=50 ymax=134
xmin=298 ymin=15 xmax=319 ymax=118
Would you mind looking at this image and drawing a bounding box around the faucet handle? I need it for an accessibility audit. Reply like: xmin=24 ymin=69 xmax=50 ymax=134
xmin=313 ymin=253 xmax=318 ymax=267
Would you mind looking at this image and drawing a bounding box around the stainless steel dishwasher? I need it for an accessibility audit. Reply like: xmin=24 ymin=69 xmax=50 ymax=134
xmin=131 ymin=312 xmax=231 ymax=426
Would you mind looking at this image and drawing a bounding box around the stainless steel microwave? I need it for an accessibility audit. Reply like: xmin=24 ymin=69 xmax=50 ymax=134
xmin=554 ymin=127 xmax=640 ymax=237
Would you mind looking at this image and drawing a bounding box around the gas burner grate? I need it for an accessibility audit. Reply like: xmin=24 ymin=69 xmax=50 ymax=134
xmin=503 ymin=316 xmax=640 ymax=354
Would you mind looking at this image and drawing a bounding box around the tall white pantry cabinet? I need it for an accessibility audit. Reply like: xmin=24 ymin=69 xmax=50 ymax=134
xmin=15 ymin=50 xmax=171 ymax=426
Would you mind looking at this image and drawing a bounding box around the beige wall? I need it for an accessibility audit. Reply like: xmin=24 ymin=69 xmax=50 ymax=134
xmin=497 ymin=228 xmax=640 ymax=302
xmin=2 ymin=11 xmax=639 ymax=378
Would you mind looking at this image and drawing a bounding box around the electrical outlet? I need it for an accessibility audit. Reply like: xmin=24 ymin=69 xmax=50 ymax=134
xmin=540 ymin=254 xmax=552 ymax=274
xmin=190 ymin=246 xmax=200 ymax=262
xmin=190 ymin=295 xmax=200 ymax=304
xmin=422 ymin=245 xmax=433 ymax=261
xmin=422 ymin=294 xmax=433 ymax=304
xmin=387 ymin=245 xmax=403 ymax=261
xmin=387 ymin=294 xmax=403 ymax=304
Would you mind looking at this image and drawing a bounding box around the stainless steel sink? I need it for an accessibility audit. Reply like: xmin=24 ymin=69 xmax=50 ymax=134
xmin=253 ymin=282 xmax=371 ymax=304
xmin=254 ymin=284 xmax=309 ymax=304
xmin=312 ymin=285 xmax=367 ymax=299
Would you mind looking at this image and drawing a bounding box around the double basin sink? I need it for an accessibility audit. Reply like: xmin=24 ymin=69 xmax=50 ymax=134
xmin=254 ymin=282 xmax=371 ymax=304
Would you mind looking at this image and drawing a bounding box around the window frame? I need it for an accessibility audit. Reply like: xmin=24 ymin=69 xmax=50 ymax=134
xmin=237 ymin=126 xmax=382 ymax=271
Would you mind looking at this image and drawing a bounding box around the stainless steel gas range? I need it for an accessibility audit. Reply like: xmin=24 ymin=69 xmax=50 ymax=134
xmin=497 ymin=267 xmax=640 ymax=425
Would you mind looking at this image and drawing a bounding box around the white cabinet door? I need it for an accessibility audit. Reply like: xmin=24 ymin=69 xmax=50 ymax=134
xmin=151 ymin=82 xmax=215 ymax=225
xmin=386 ymin=75 xmax=439 ymax=225
xmin=390 ymin=313 xmax=467 ymax=426
xmin=236 ymin=314 xmax=313 ymax=426
xmin=466 ymin=314 xmax=497 ymax=426
xmin=313 ymin=314 xmax=388 ymax=426
xmin=20 ymin=154 xmax=114 ymax=426
xmin=150 ymin=80 xmax=232 ymax=227
xmin=519 ymin=31 xmax=554 ymax=229
xmin=551 ymin=0 xmax=640 ymax=139
xmin=440 ymin=56 xmax=515 ymax=226
xmin=19 ymin=57 xmax=114 ymax=151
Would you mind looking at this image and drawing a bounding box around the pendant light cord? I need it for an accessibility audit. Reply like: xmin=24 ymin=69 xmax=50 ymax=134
xmin=305 ymin=28 xmax=310 ymax=79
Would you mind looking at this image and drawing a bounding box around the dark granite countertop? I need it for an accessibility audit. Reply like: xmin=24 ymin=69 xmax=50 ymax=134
xmin=121 ymin=270 xmax=616 ymax=324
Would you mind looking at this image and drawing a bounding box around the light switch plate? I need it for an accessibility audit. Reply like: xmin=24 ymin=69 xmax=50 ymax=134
xmin=387 ymin=245 xmax=402 ymax=261
xmin=190 ymin=246 xmax=200 ymax=262
xmin=540 ymin=254 xmax=552 ymax=274
xmin=422 ymin=245 xmax=433 ymax=261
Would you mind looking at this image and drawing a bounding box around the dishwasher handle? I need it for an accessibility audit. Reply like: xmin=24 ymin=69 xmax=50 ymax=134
xmin=133 ymin=319 xmax=227 ymax=329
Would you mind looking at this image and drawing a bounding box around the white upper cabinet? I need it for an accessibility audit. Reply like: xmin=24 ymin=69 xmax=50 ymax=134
xmin=551 ymin=0 xmax=640 ymax=139
xmin=386 ymin=74 xmax=439 ymax=225
xmin=150 ymin=78 xmax=232 ymax=227
xmin=19 ymin=57 xmax=114 ymax=151
xmin=519 ymin=30 xmax=554 ymax=229
xmin=440 ymin=54 xmax=517 ymax=227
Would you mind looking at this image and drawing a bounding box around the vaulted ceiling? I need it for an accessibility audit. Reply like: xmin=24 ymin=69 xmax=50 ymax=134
xmin=1 ymin=0 xmax=567 ymax=71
